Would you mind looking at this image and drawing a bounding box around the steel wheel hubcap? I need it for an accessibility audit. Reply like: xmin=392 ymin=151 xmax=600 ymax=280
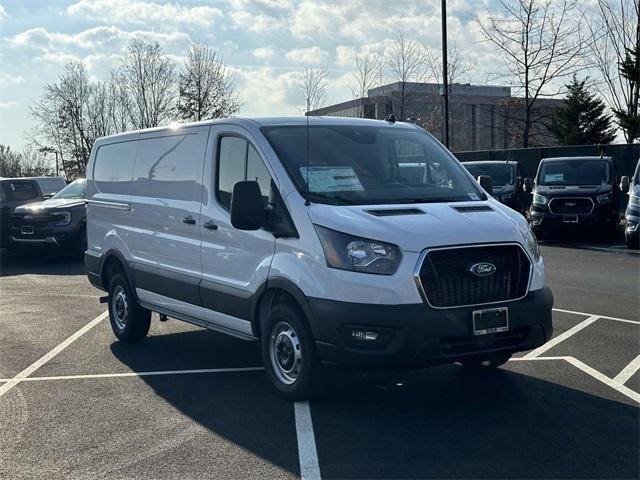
xmin=113 ymin=286 xmax=128 ymax=331
xmin=269 ymin=321 xmax=302 ymax=385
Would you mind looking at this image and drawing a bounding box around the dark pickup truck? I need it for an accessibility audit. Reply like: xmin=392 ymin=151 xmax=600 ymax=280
xmin=0 ymin=178 xmax=44 ymax=249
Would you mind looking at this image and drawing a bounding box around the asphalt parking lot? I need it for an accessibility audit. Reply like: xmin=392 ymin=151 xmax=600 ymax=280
xmin=0 ymin=241 xmax=638 ymax=479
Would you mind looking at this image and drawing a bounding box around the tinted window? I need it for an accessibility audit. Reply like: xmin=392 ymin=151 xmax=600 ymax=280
xmin=538 ymin=160 xmax=610 ymax=186
xmin=464 ymin=163 xmax=514 ymax=186
xmin=261 ymin=125 xmax=483 ymax=205
xmin=217 ymin=136 xmax=272 ymax=210
xmin=93 ymin=141 xmax=137 ymax=194
xmin=135 ymin=130 xmax=207 ymax=201
xmin=2 ymin=181 xmax=39 ymax=202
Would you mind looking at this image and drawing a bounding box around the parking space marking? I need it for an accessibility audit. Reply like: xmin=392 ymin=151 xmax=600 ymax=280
xmin=613 ymin=354 xmax=640 ymax=386
xmin=294 ymin=401 xmax=321 ymax=480
xmin=511 ymin=356 xmax=640 ymax=404
xmin=0 ymin=311 xmax=108 ymax=399
xmin=553 ymin=308 xmax=640 ymax=325
xmin=524 ymin=315 xmax=600 ymax=359
xmin=0 ymin=367 xmax=265 ymax=383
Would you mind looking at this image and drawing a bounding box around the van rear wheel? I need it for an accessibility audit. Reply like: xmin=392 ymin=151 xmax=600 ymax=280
xmin=261 ymin=302 xmax=321 ymax=401
xmin=108 ymin=273 xmax=151 ymax=342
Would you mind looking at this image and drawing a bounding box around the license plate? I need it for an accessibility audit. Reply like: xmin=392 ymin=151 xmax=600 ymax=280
xmin=563 ymin=215 xmax=578 ymax=223
xmin=21 ymin=226 xmax=34 ymax=235
xmin=473 ymin=307 xmax=509 ymax=335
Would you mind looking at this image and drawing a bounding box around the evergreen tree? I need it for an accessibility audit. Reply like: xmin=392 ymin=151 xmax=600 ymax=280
xmin=612 ymin=45 xmax=640 ymax=144
xmin=548 ymin=75 xmax=617 ymax=145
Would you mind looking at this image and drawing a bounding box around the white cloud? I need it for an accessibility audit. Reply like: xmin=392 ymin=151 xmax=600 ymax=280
xmin=234 ymin=67 xmax=303 ymax=116
xmin=0 ymin=5 xmax=7 ymax=21
xmin=0 ymin=73 xmax=25 ymax=85
xmin=229 ymin=9 xmax=284 ymax=34
xmin=285 ymin=46 xmax=328 ymax=65
xmin=252 ymin=47 xmax=276 ymax=61
xmin=335 ymin=46 xmax=355 ymax=67
xmin=0 ymin=100 xmax=18 ymax=109
xmin=67 ymin=0 xmax=222 ymax=28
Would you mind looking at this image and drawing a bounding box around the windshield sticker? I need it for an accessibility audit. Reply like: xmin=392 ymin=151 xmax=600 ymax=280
xmin=468 ymin=193 xmax=480 ymax=200
xmin=299 ymin=166 xmax=365 ymax=192
xmin=544 ymin=173 xmax=564 ymax=183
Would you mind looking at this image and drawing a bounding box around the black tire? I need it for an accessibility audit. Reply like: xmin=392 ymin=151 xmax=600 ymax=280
xmin=76 ymin=226 xmax=87 ymax=257
xmin=627 ymin=233 xmax=639 ymax=250
xmin=108 ymin=273 xmax=151 ymax=342
xmin=261 ymin=302 xmax=321 ymax=401
xmin=460 ymin=352 xmax=512 ymax=370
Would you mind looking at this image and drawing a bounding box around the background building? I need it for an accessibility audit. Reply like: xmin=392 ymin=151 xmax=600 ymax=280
xmin=308 ymin=82 xmax=565 ymax=151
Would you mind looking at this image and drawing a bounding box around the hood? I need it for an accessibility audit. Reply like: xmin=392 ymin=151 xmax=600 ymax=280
xmin=308 ymin=201 xmax=525 ymax=253
xmin=14 ymin=197 xmax=85 ymax=213
xmin=535 ymin=184 xmax=611 ymax=197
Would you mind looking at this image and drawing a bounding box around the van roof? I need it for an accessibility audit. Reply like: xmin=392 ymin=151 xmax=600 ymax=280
xmin=463 ymin=160 xmax=516 ymax=166
xmin=95 ymin=116 xmax=418 ymax=143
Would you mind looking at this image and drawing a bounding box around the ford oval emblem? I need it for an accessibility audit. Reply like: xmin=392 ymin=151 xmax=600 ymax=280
xmin=469 ymin=262 xmax=496 ymax=277
xmin=565 ymin=201 xmax=576 ymax=207
xmin=23 ymin=215 xmax=33 ymax=222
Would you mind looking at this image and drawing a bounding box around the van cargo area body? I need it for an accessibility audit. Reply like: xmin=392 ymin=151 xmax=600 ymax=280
xmin=85 ymin=117 xmax=553 ymax=400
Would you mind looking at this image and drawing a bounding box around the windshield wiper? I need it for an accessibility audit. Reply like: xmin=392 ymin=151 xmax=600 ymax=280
xmin=305 ymin=192 xmax=358 ymax=205
xmin=385 ymin=196 xmax=480 ymax=204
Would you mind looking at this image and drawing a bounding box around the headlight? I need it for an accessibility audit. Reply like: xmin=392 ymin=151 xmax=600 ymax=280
xmin=501 ymin=193 xmax=513 ymax=202
xmin=596 ymin=193 xmax=612 ymax=204
xmin=629 ymin=194 xmax=640 ymax=208
xmin=314 ymin=225 xmax=401 ymax=275
xmin=523 ymin=227 xmax=541 ymax=262
xmin=532 ymin=193 xmax=548 ymax=206
xmin=55 ymin=211 xmax=71 ymax=226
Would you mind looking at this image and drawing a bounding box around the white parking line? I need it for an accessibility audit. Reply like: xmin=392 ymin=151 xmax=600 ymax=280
xmin=0 ymin=367 xmax=265 ymax=383
xmin=523 ymin=315 xmax=600 ymax=359
xmin=0 ymin=311 xmax=108 ymax=399
xmin=553 ymin=308 xmax=640 ymax=325
xmin=295 ymin=401 xmax=321 ymax=480
xmin=613 ymin=354 xmax=640 ymax=386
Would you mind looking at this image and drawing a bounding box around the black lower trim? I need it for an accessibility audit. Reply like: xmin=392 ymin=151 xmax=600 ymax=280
xmin=200 ymin=280 xmax=253 ymax=320
xmin=132 ymin=263 xmax=201 ymax=306
xmin=309 ymin=287 xmax=554 ymax=368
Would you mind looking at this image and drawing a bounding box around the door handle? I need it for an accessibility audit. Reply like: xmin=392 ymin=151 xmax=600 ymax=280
xmin=203 ymin=220 xmax=218 ymax=231
xmin=182 ymin=215 xmax=196 ymax=225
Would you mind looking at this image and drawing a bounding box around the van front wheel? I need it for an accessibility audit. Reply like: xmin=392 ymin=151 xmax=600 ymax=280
xmin=261 ymin=302 xmax=320 ymax=401
xmin=108 ymin=273 xmax=151 ymax=342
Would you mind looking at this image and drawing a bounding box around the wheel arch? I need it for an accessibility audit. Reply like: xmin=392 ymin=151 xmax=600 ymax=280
xmin=100 ymin=249 xmax=137 ymax=299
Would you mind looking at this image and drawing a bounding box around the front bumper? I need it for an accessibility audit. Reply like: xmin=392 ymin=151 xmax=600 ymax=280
xmin=530 ymin=205 xmax=616 ymax=231
xmin=309 ymin=287 xmax=553 ymax=368
xmin=9 ymin=225 xmax=83 ymax=249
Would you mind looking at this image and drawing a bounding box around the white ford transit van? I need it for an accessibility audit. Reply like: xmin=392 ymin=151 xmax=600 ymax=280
xmin=85 ymin=117 xmax=553 ymax=400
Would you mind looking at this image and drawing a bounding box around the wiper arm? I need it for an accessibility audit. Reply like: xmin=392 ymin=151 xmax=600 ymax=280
xmin=305 ymin=192 xmax=357 ymax=205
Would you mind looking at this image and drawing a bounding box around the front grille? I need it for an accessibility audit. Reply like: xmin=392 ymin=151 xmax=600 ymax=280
xmin=10 ymin=213 xmax=57 ymax=228
xmin=416 ymin=244 xmax=531 ymax=308
xmin=548 ymin=197 xmax=593 ymax=215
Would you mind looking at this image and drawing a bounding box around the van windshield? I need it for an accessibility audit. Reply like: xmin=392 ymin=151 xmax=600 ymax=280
xmin=538 ymin=160 xmax=610 ymax=186
xmin=261 ymin=125 xmax=485 ymax=205
xmin=464 ymin=163 xmax=513 ymax=187
xmin=52 ymin=179 xmax=86 ymax=199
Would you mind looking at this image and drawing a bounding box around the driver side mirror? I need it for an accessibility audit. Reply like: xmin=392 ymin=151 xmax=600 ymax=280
xmin=477 ymin=175 xmax=493 ymax=195
xmin=523 ymin=177 xmax=533 ymax=193
xmin=620 ymin=176 xmax=630 ymax=194
xmin=230 ymin=181 xmax=266 ymax=230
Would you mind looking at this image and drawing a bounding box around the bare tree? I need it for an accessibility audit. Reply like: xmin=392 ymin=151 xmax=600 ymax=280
xmin=477 ymin=0 xmax=587 ymax=147
xmin=349 ymin=49 xmax=380 ymax=117
xmin=301 ymin=66 xmax=328 ymax=113
xmin=427 ymin=43 xmax=472 ymax=86
xmin=586 ymin=0 xmax=639 ymax=143
xmin=177 ymin=43 xmax=240 ymax=121
xmin=120 ymin=39 xmax=176 ymax=129
xmin=0 ymin=145 xmax=54 ymax=177
xmin=383 ymin=33 xmax=430 ymax=120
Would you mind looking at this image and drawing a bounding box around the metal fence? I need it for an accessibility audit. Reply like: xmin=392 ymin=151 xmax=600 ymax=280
xmin=453 ymin=144 xmax=640 ymax=180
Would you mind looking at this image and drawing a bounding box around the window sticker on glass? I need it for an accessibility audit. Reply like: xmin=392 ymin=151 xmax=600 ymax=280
xmin=299 ymin=166 xmax=365 ymax=192
xmin=544 ymin=173 xmax=564 ymax=183
xmin=468 ymin=193 xmax=480 ymax=200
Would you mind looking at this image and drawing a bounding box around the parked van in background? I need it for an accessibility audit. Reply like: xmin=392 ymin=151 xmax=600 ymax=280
xmin=620 ymin=159 xmax=639 ymax=249
xmin=0 ymin=178 xmax=44 ymax=250
xmin=85 ymin=117 xmax=553 ymax=400
xmin=10 ymin=179 xmax=87 ymax=254
xmin=529 ymin=156 xmax=621 ymax=239
xmin=462 ymin=160 xmax=529 ymax=214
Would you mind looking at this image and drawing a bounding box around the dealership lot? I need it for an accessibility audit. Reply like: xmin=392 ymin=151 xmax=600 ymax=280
xmin=0 ymin=243 xmax=638 ymax=479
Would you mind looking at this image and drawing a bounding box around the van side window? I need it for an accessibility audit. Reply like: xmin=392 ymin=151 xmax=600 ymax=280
xmin=217 ymin=136 xmax=272 ymax=210
xmin=93 ymin=141 xmax=137 ymax=194
xmin=135 ymin=131 xmax=207 ymax=202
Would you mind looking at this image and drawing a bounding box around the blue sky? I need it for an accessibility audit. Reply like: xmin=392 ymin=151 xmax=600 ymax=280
xmin=0 ymin=0 xmax=527 ymax=149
